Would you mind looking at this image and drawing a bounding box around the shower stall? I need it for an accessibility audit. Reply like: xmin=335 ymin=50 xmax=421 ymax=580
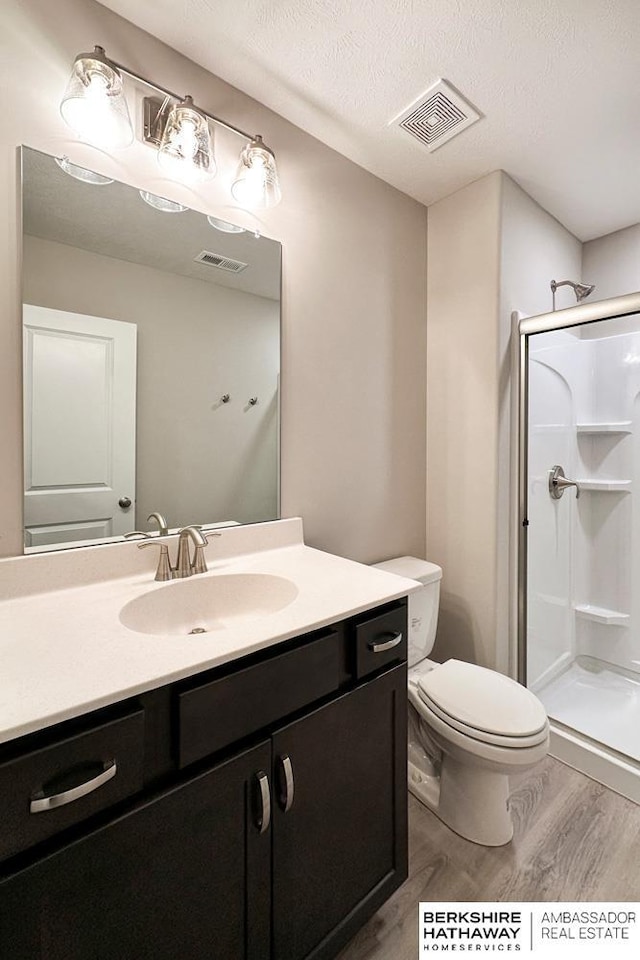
xmin=518 ymin=291 xmax=640 ymax=803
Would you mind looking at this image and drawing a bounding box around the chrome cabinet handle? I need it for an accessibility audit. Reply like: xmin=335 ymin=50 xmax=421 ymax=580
xmin=254 ymin=771 xmax=271 ymax=834
xmin=276 ymin=754 xmax=295 ymax=813
xmin=368 ymin=631 xmax=403 ymax=653
xmin=30 ymin=760 xmax=116 ymax=814
xmin=549 ymin=465 xmax=580 ymax=500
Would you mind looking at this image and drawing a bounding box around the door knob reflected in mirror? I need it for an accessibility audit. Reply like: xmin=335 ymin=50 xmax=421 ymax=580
xmin=118 ymin=496 xmax=132 ymax=509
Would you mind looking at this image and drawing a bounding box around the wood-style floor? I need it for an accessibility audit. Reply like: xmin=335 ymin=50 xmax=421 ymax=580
xmin=338 ymin=757 xmax=640 ymax=960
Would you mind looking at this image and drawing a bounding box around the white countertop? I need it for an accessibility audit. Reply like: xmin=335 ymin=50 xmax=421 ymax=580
xmin=0 ymin=519 xmax=419 ymax=745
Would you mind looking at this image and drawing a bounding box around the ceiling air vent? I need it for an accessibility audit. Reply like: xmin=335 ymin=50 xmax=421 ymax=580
xmin=194 ymin=250 xmax=248 ymax=273
xmin=392 ymin=79 xmax=481 ymax=152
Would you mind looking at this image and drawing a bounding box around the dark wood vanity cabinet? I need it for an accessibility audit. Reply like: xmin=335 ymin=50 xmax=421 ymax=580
xmin=0 ymin=601 xmax=408 ymax=960
xmin=0 ymin=741 xmax=272 ymax=960
xmin=272 ymin=664 xmax=406 ymax=960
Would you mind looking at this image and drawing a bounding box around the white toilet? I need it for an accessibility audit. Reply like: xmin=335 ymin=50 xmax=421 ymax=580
xmin=373 ymin=557 xmax=549 ymax=846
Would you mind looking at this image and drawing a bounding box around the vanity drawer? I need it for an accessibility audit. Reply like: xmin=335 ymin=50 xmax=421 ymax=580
xmin=178 ymin=629 xmax=343 ymax=768
xmin=354 ymin=604 xmax=407 ymax=679
xmin=0 ymin=709 xmax=145 ymax=861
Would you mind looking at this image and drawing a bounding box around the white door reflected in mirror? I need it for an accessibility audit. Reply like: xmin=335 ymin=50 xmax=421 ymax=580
xmin=23 ymin=304 xmax=137 ymax=550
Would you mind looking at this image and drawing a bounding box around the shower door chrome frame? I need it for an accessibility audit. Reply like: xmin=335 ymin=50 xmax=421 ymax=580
xmin=516 ymin=291 xmax=640 ymax=686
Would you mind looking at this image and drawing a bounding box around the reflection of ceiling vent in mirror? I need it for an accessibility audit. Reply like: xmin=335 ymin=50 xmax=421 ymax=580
xmin=392 ymin=79 xmax=481 ymax=152
xmin=194 ymin=250 xmax=248 ymax=273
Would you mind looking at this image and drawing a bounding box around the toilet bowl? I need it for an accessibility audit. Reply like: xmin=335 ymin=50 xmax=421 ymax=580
xmin=373 ymin=557 xmax=549 ymax=846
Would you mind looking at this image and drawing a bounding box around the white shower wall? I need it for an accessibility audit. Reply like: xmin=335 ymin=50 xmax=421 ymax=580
xmin=528 ymin=320 xmax=640 ymax=691
xmin=528 ymin=331 xmax=577 ymax=689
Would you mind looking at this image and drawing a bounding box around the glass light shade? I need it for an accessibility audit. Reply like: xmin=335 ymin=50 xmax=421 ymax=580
xmin=157 ymin=97 xmax=215 ymax=183
xmin=60 ymin=47 xmax=134 ymax=150
xmin=207 ymin=216 xmax=245 ymax=234
xmin=231 ymin=136 xmax=281 ymax=209
xmin=139 ymin=191 xmax=188 ymax=213
xmin=55 ymin=156 xmax=114 ymax=185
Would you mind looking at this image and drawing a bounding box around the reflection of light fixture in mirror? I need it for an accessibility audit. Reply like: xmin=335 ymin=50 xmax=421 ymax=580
xmin=157 ymin=96 xmax=215 ymax=183
xmin=231 ymin=136 xmax=282 ymax=209
xmin=207 ymin=216 xmax=245 ymax=234
xmin=60 ymin=46 xmax=134 ymax=150
xmin=55 ymin=156 xmax=114 ymax=185
xmin=139 ymin=191 xmax=188 ymax=213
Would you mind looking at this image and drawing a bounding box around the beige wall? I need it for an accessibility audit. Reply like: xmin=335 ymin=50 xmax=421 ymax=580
xmin=582 ymin=224 xmax=640 ymax=302
xmin=426 ymin=172 xmax=502 ymax=669
xmin=0 ymin=0 xmax=427 ymax=562
xmin=426 ymin=172 xmax=581 ymax=673
xmin=23 ymin=235 xmax=279 ymax=529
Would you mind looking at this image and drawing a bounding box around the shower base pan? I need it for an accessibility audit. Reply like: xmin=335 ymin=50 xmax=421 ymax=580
xmin=538 ymin=656 xmax=640 ymax=804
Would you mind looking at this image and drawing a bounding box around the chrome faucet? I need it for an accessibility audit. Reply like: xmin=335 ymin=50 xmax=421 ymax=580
xmin=125 ymin=511 xmax=170 ymax=540
xmin=175 ymin=526 xmax=208 ymax=579
xmin=137 ymin=526 xmax=221 ymax=581
xmin=147 ymin=512 xmax=169 ymax=536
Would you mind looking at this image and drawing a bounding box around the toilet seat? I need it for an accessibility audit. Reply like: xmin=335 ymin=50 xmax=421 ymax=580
xmin=416 ymin=659 xmax=548 ymax=749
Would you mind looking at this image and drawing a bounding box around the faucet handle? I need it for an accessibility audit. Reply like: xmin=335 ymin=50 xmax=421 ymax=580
xmin=124 ymin=530 xmax=152 ymax=540
xmin=138 ymin=539 xmax=173 ymax=581
xmin=192 ymin=531 xmax=222 ymax=575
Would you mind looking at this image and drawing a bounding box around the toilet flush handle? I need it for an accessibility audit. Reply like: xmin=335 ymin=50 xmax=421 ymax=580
xmin=368 ymin=631 xmax=403 ymax=653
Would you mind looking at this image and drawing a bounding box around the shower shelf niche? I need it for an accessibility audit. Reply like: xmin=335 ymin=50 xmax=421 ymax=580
xmin=574 ymin=604 xmax=629 ymax=626
xmin=576 ymin=421 xmax=632 ymax=434
xmin=576 ymin=479 xmax=631 ymax=492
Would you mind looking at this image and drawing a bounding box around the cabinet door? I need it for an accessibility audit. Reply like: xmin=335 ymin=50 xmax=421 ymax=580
xmin=0 ymin=741 xmax=271 ymax=960
xmin=272 ymin=664 xmax=407 ymax=960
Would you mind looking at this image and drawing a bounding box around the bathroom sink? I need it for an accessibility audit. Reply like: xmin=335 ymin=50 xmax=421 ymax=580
xmin=120 ymin=573 xmax=298 ymax=636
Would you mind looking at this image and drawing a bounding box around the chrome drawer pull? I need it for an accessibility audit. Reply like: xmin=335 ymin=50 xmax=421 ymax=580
xmin=30 ymin=759 xmax=117 ymax=814
xmin=254 ymin=771 xmax=271 ymax=834
xmin=277 ymin=754 xmax=295 ymax=813
xmin=368 ymin=631 xmax=403 ymax=653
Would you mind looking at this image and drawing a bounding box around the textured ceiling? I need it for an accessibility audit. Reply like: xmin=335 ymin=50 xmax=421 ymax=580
xmin=97 ymin=0 xmax=640 ymax=241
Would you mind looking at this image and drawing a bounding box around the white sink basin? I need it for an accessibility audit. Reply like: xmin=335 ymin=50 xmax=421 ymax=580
xmin=120 ymin=573 xmax=298 ymax=636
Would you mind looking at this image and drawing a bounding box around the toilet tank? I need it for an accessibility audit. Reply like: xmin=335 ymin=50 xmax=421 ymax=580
xmin=372 ymin=557 xmax=442 ymax=667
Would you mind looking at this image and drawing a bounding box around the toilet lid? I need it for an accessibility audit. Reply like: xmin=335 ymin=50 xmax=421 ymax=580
xmin=417 ymin=659 xmax=548 ymax=741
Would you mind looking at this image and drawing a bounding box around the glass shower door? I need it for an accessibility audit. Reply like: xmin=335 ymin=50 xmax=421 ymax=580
xmin=525 ymin=313 xmax=640 ymax=763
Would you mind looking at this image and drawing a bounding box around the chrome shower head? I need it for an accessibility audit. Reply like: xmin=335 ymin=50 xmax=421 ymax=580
xmin=573 ymin=282 xmax=596 ymax=302
xmin=550 ymin=279 xmax=596 ymax=310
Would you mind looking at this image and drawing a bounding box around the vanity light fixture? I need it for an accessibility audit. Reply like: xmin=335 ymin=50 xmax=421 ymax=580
xmin=231 ymin=136 xmax=282 ymax=210
xmin=59 ymin=46 xmax=134 ymax=150
xmin=55 ymin=156 xmax=114 ymax=185
xmin=156 ymin=96 xmax=215 ymax=183
xmin=60 ymin=46 xmax=282 ymax=206
xmin=139 ymin=190 xmax=189 ymax=213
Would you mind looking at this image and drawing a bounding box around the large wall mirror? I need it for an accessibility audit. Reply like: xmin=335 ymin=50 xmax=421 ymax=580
xmin=21 ymin=146 xmax=281 ymax=552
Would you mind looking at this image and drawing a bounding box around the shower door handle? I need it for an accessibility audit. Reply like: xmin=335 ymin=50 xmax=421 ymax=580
xmin=549 ymin=465 xmax=580 ymax=500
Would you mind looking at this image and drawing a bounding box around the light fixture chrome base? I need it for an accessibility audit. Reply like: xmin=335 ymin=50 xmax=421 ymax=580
xmin=143 ymin=96 xmax=170 ymax=147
